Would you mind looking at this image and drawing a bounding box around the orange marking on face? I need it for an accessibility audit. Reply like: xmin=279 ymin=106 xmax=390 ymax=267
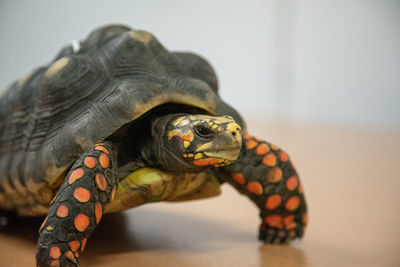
xmin=168 ymin=130 xmax=194 ymax=141
xmin=245 ymin=139 xmax=257 ymax=149
xmin=84 ymin=156 xmax=96 ymax=169
xmin=74 ymin=213 xmax=90 ymax=232
xmin=267 ymin=167 xmax=283 ymax=183
xmin=69 ymin=240 xmax=80 ymax=253
xmin=39 ymin=216 xmax=48 ymax=233
xmin=256 ymin=143 xmax=269 ymax=155
xmin=262 ymin=153 xmax=276 ymax=167
xmin=286 ymin=176 xmax=298 ymax=191
xmin=232 ymin=173 xmax=245 ymax=185
xmin=110 ymin=186 xmax=117 ymax=202
xmin=56 ymin=205 xmax=69 ymax=218
xmin=81 ymin=238 xmax=87 ymax=252
xmin=302 ymin=213 xmax=308 ymax=224
xmin=64 ymin=251 xmax=76 ymax=263
xmin=243 ymin=133 xmax=253 ymax=140
xmin=95 ymin=202 xmax=102 ymax=224
xmin=280 ymin=150 xmax=289 ymax=162
xmin=96 ymin=142 xmax=105 ymax=146
xmin=73 ymin=187 xmax=91 ymax=203
xmin=99 ymin=153 xmax=109 ymax=169
xmin=50 ymin=259 xmax=60 ymax=266
xmin=285 ymin=196 xmax=300 ymax=211
xmin=68 ymin=168 xmax=84 ymax=184
xmin=95 ymin=145 xmax=110 ymax=154
xmin=246 ymin=181 xmax=263 ymax=195
xmin=193 ymin=158 xmax=218 ymax=166
xmin=298 ymin=184 xmax=304 ymax=193
xmin=265 ymin=215 xmax=283 ymax=228
xmin=95 ymin=173 xmax=108 ymax=191
xmin=271 ymin=144 xmax=280 ymax=150
xmin=284 ymin=215 xmax=296 ymax=230
xmin=265 ymin=194 xmax=281 ymax=210
xmin=50 ymin=246 xmax=61 ymax=259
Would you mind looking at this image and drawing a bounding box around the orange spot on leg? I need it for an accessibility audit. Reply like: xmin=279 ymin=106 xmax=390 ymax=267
xmin=285 ymin=196 xmax=300 ymax=211
xmin=302 ymin=213 xmax=308 ymax=224
xmin=267 ymin=168 xmax=283 ymax=183
xmin=68 ymin=168 xmax=84 ymax=184
xmin=95 ymin=202 xmax=102 ymax=224
xmin=73 ymin=187 xmax=91 ymax=203
xmin=74 ymin=214 xmax=90 ymax=232
xmin=232 ymin=173 xmax=245 ymax=185
xmin=284 ymin=215 xmax=296 ymax=230
xmin=95 ymin=145 xmax=110 ymax=154
xmin=265 ymin=194 xmax=281 ymax=210
xmin=84 ymin=157 xmax=96 ymax=169
xmin=245 ymin=139 xmax=258 ymax=149
xmin=262 ymin=153 xmax=276 ymax=167
xmin=64 ymin=251 xmax=76 ymax=263
xmin=95 ymin=173 xmax=108 ymax=191
xmin=81 ymin=238 xmax=88 ymax=253
xmin=256 ymin=143 xmax=269 ymax=155
xmin=243 ymin=133 xmax=253 ymax=140
xmin=39 ymin=216 xmax=48 ymax=233
xmin=265 ymin=215 xmax=283 ymax=228
xmin=50 ymin=246 xmax=61 ymax=259
xmin=110 ymin=186 xmax=117 ymax=202
xmin=69 ymin=240 xmax=80 ymax=253
xmin=50 ymin=260 xmax=60 ymax=266
xmin=286 ymin=176 xmax=298 ymax=191
xmin=280 ymin=150 xmax=289 ymax=162
xmin=246 ymin=181 xmax=263 ymax=195
xmin=56 ymin=205 xmax=69 ymax=218
xmin=99 ymin=153 xmax=109 ymax=168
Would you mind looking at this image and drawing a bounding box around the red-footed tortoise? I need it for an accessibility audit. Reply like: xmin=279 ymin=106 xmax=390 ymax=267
xmin=0 ymin=24 xmax=307 ymax=267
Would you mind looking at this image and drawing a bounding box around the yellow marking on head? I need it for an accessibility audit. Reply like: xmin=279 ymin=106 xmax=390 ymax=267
xmin=129 ymin=30 xmax=154 ymax=44
xmin=227 ymin=122 xmax=241 ymax=132
xmin=189 ymin=115 xmax=195 ymax=120
xmin=194 ymin=153 xmax=203 ymax=159
xmin=184 ymin=141 xmax=190 ymax=148
xmin=172 ymin=117 xmax=185 ymax=126
xmin=46 ymin=225 xmax=54 ymax=231
xmin=208 ymin=122 xmax=214 ymax=127
xmin=45 ymin=57 xmax=70 ymax=78
xmin=212 ymin=124 xmax=218 ymax=129
xmin=188 ymin=153 xmax=194 ymax=157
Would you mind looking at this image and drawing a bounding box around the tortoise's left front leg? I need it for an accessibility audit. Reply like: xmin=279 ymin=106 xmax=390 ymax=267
xmin=219 ymin=134 xmax=307 ymax=243
xmin=36 ymin=142 xmax=118 ymax=267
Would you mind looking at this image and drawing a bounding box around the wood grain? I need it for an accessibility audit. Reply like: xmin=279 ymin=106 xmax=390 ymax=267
xmin=0 ymin=119 xmax=399 ymax=267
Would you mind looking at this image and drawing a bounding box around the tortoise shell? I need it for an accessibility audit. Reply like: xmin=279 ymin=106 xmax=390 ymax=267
xmin=0 ymin=24 xmax=244 ymax=215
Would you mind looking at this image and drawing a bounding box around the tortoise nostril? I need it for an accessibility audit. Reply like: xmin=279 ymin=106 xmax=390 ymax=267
xmin=232 ymin=131 xmax=236 ymax=136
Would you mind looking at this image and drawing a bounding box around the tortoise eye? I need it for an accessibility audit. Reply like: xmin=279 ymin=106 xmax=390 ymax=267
xmin=195 ymin=125 xmax=215 ymax=138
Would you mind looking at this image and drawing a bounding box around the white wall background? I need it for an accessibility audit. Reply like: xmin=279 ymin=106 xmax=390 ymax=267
xmin=0 ymin=0 xmax=399 ymax=129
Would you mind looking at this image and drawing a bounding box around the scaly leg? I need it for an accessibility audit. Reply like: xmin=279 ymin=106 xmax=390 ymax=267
xmin=219 ymin=134 xmax=307 ymax=243
xmin=36 ymin=142 xmax=118 ymax=267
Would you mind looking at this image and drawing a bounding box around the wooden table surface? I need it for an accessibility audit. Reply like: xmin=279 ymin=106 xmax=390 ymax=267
xmin=1 ymin=119 xmax=399 ymax=267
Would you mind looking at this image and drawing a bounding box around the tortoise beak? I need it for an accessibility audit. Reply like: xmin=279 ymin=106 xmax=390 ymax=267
xmin=195 ymin=122 xmax=242 ymax=161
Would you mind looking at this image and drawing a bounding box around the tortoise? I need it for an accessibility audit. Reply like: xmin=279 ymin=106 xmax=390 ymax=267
xmin=0 ymin=24 xmax=307 ymax=267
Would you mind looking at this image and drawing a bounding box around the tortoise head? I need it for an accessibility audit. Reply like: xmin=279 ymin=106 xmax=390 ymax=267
xmin=152 ymin=114 xmax=242 ymax=171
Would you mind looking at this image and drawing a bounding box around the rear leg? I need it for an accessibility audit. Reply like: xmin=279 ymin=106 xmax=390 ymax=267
xmin=219 ymin=134 xmax=307 ymax=243
xmin=36 ymin=142 xmax=118 ymax=267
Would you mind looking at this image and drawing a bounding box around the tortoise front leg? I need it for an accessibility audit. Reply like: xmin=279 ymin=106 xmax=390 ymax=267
xmin=36 ymin=142 xmax=118 ymax=267
xmin=220 ymin=134 xmax=307 ymax=243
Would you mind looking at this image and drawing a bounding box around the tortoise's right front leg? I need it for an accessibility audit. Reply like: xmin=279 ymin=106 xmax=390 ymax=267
xmin=36 ymin=142 xmax=118 ymax=267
